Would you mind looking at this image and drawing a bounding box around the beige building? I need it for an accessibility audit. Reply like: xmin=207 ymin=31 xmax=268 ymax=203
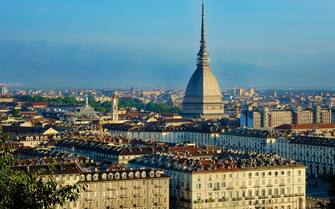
xmin=76 ymin=169 xmax=169 ymax=209
xmin=252 ymin=111 xmax=262 ymax=128
xmin=15 ymin=159 xmax=169 ymax=209
xmin=296 ymin=106 xmax=313 ymax=125
xmin=262 ymin=108 xmax=292 ymax=128
xmin=131 ymin=154 xmax=306 ymax=209
xmin=314 ymin=106 xmax=331 ymax=124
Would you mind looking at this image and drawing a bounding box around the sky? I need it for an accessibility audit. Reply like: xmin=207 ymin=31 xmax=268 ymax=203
xmin=1 ymin=0 xmax=335 ymax=89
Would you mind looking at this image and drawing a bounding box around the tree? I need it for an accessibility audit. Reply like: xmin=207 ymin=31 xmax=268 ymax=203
xmin=0 ymin=129 xmax=80 ymax=209
xmin=96 ymin=107 xmax=106 ymax=113
xmin=11 ymin=109 xmax=20 ymax=117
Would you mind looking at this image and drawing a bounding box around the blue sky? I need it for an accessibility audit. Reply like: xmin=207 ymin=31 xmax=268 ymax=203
xmin=1 ymin=0 xmax=335 ymax=89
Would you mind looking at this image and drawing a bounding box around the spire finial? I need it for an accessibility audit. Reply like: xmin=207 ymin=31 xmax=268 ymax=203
xmin=201 ymin=0 xmax=206 ymax=48
xmin=197 ymin=0 xmax=210 ymax=67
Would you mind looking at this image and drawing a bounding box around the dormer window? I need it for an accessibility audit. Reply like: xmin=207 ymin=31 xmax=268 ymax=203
xmin=93 ymin=174 xmax=99 ymax=181
xmin=122 ymin=172 xmax=127 ymax=179
xmin=115 ymin=173 xmax=120 ymax=179
xmin=102 ymin=173 xmax=107 ymax=180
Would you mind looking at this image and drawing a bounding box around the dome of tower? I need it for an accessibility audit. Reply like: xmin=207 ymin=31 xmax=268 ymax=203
xmin=182 ymin=1 xmax=224 ymax=119
xmin=184 ymin=66 xmax=222 ymax=103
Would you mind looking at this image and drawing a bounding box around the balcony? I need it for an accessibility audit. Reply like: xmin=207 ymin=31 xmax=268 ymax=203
xmin=205 ymin=199 xmax=215 ymax=203
xmin=295 ymin=193 xmax=305 ymax=197
xmin=193 ymin=199 xmax=204 ymax=204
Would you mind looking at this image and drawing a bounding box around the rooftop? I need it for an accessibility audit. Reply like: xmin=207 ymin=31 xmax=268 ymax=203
xmin=290 ymin=135 xmax=335 ymax=147
xmin=130 ymin=152 xmax=303 ymax=174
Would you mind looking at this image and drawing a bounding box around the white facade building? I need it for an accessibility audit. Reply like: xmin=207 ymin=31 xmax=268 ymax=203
xmin=109 ymin=127 xmax=335 ymax=176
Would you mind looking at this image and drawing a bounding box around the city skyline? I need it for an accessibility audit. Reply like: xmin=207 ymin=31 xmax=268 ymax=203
xmin=1 ymin=0 xmax=335 ymax=89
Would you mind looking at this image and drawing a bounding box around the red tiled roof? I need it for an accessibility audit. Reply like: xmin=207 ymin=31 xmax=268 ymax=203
xmin=275 ymin=123 xmax=335 ymax=130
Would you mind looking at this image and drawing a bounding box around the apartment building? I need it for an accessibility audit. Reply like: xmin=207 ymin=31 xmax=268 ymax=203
xmin=130 ymin=153 xmax=306 ymax=209
xmin=77 ymin=169 xmax=169 ymax=209
xmin=314 ymin=106 xmax=332 ymax=124
xmin=14 ymin=159 xmax=169 ymax=209
xmin=274 ymin=136 xmax=335 ymax=176
xmin=267 ymin=109 xmax=293 ymax=128
xmin=241 ymin=107 xmax=292 ymax=128
xmin=296 ymin=106 xmax=313 ymax=125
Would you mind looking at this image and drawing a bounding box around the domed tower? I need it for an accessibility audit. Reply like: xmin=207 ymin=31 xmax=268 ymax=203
xmin=182 ymin=2 xmax=224 ymax=119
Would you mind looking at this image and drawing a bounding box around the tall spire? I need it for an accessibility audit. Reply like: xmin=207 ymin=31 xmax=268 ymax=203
xmin=200 ymin=1 xmax=206 ymax=49
xmin=197 ymin=0 xmax=210 ymax=67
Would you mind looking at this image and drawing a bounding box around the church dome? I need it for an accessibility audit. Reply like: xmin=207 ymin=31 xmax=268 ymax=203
xmin=184 ymin=66 xmax=222 ymax=103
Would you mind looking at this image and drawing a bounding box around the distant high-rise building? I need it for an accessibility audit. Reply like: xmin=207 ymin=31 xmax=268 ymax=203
xmin=329 ymin=97 xmax=335 ymax=107
xmin=241 ymin=106 xmax=292 ymax=128
xmin=240 ymin=106 xmax=262 ymax=128
xmin=0 ymin=83 xmax=8 ymax=96
xmin=268 ymin=109 xmax=292 ymax=128
xmin=296 ymin=106 xmax=313 ymax=125
xmin=262 ymin=107 xmax=270 ymax=128
xmin=314 ymin=105 xmax=331 ymax=124
xmin=182 ymin=2 xmax=224 ymax=120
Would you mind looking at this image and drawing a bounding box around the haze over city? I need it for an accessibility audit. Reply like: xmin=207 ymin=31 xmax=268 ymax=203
xmin=2 ymin=1 xmax=335 ymax=209
xmin=1 ymin=0 xmax=335 ymax=89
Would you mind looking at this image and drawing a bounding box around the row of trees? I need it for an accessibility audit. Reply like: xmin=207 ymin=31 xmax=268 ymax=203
xmin=17 ymin=95 xmax=81 ymax=105
xmin=17 ymin=95 xmax=181 ymax=114
xmin=88 ymin=97 xmax=181 ymax=114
